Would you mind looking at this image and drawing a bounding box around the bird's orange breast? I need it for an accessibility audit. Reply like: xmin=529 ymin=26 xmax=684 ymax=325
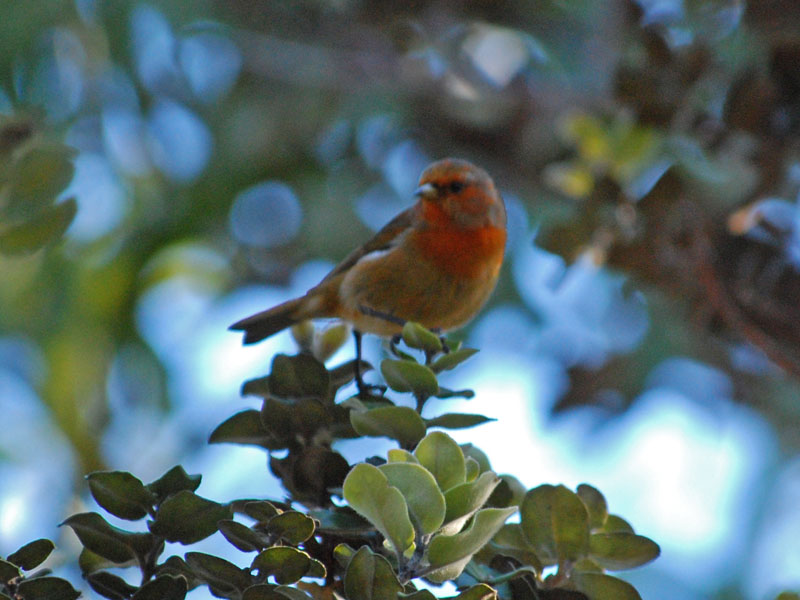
xmin=413 ymin=223 xmax=506 ymax=279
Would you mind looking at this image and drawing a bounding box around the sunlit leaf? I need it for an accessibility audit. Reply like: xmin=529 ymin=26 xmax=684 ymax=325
xmin=414 ymin=432 xmax=466 ymax=492
xmin=588 ymin=532 xmax=660 ymax=570
xmin=427 ymin=507 xmax=516 ymax=583
xmin=379 ymin=462 xmax=446 ymax=535
xmin=342 ymin=463 xmax=415 ymax=557
xmin=343 ymin=546 xmax=403 ymax=600
xmin=520 ymin=485 xmax=590 ymax=564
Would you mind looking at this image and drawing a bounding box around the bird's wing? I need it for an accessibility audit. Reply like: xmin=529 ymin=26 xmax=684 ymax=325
xmin=316 ymin=205 xmax=417 ymax=285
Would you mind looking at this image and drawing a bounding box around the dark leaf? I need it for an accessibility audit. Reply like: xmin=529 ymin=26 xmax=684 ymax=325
xmin=243 ymin=501 xmax=280 ymax=522
xmin=343 ymin=546 xmax=402 ymax=600
xmin=16 ymin=576 xmax=81 ymax=600
xmin=350 ymin=406 xmax=426 ymax=449
xmin=219 ymin=520 xmax=268 ymax=552
xmin=185 ymin=552 xmax=252 ymax=597
xmin=61 ymin=513 xmax=153 ymax=566
xmin=88 ymin=471 xmax=156 ymax=521
xmin=424 ymin=413 xmax=495 ymax=430
xmin=149 ymin=491 xmax=232 ymax=544
xmin=7 ymin=538 xmax=55 ymax=571
xmin=6 ymin=146 xmax=75 ymax=216
xmin=0 ymin=559 xmax=20 ymax=583
xmin=251 ymin=547 xmax=325 ymax=585
xmin=265 ymin=511 xmax=316 ymax=545
xmin=132 ymin=574 xmax=188 ymax=600
xmin=520 ymin=485 xmax=590 ymax=565
xmin=269 ymin=354 xmax=329 ymax=399
xmin=242 ymin=376 xmax=270 ymax=397
xmin=146 ymin=466 xmax=202 ymax=502
xmin=86 ymin=571 xmax=138 ymax=600
xmin=0 ymin=198 xmax=77 ymax=255
xmin=209 ymin=410 xmax=280 ymax=449
xmin=588 ymin=532 xmax=660 ymax=570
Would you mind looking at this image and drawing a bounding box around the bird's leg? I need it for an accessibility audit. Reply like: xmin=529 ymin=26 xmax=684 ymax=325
xmin=352 ymin=330 xmax=385 ymax=397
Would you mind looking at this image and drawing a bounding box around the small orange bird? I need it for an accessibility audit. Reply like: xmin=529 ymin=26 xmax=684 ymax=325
xmin=231 ymin=158 xmax=506 ymax=392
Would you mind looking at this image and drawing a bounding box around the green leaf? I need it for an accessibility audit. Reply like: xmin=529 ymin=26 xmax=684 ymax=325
xmin=218 ymin=520 xmax=268 ymax=552
xmin=185 ymin=552 xmax=252 ymax=597
xmin=60 ymin=513 xmax=152 ymax=565
xmin=572 ymin=572 xmax=642 ymax=600
xmin=427 ymin=507 xmax=516 ymax=583
xmin=242 ymin=584 xmax=313 ymax=600
xmin=425 ymin=413 xmax=495 ymax=430
xmin=379 ymin=462 xmax=446 ymax=535
xmin=243 ymin=501 xmax=281 ymax=522
xmin=7 ymin=538 xmax=55 ymax=570
xmin=6 ymin=146 xmax=75 ymax=216
xmin=490 ymin=524 xmax=542 ymax=571
xmin=588 ymin=532 xmax=660 ymax=570
xmin=0 ymin=198 xmax=77 ymax=255
xmin=453 ymin=583 xmax=499 ymax=600
xmin=350 ymin=406 xmax=426 ymax=449
xmin=209 ymin=409 xmax=279 ymax=449
xmin=146 ymin=466 xmax=201 ymax=502
xmin=86 ymin=571 xmax=139 ymax=600
xmin=430 ymin=348 xmax=479 ymax=373
xmin=460 ymin=444 xmax=491 ymax=474
xmin=488 ymin=475 xmax=526 ymax=509
xmin=242 ymin=375 xmax=270 ymax=397
xmin=387 ymin=449 xmax=419 ymax=464
xmin=0 ymin=559 xmax=20 ymax=583
xmin=577 ymin=484 xmax=608 ymax=530
xmin=443 ymin=471 xmax=502 ymax=533
xmin=414 ymin=432 xmax=466 ymax=492
xmin=465 ymin=457 xmax=480 ymax=482
xmin=149 ymin=490 xmax=232 ymax=544
xmin=342 ymin=463 xmax=415 ymax=557
xmin=380 ymin=359 xmax=439 ymax=397
xmin=401 ymin=322 xmax=442 ymax=353
xmin=87 ymin=471 xmax=156 ymax=521
xmin=132 ymin=574 xmax=188 ymax=600
xmin=333 ymin=543 xmax=357 ymax=569
xmin=520 ymin=485 xmax=590 ymax=565
xmin=265 ymin=511 xmax=316 ymax=545
xmin=343 ymin=546 xmax=403 ymax=600
xmin=433 ymin=387 xmax=475 ymax=400
xmin=313 ymin=322 xmax=350 ymax=361
xmin=602 ymin=514 xmax=634 ymax=534
xmin=269 ymin=354 xmax=329 ymax=399
xmin=15 ymin=577 xmax=81 ymax=600
xmin=251 ymin=547 xmax=325 ymax=584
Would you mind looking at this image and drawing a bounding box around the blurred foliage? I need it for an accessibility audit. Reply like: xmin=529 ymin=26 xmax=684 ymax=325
xmin=2 ymin=0 xmax=800 ymax=598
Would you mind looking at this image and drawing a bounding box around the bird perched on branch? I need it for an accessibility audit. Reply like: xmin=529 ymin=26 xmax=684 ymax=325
xmin=231 ymin=158 xmax=506 ymax=394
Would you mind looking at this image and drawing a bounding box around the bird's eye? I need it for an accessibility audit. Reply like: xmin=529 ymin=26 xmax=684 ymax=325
xmin=449 ymin=181 xmax=465 ymax=194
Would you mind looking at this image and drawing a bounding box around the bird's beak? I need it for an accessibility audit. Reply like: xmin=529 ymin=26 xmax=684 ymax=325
xmin=414 ymin=182 xmax=438 ymax=199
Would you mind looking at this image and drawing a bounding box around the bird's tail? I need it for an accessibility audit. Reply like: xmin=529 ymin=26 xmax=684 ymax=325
xmin=230 ymin=296 xmax=314 ymax=344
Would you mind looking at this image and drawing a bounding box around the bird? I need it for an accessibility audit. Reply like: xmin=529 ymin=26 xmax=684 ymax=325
xmin=230 ymin=158 xmax=507 ymax=394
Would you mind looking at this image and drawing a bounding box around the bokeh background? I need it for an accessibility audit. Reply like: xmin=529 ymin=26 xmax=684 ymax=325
xmin=1 ymin=1 xmax=799 ymax=598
